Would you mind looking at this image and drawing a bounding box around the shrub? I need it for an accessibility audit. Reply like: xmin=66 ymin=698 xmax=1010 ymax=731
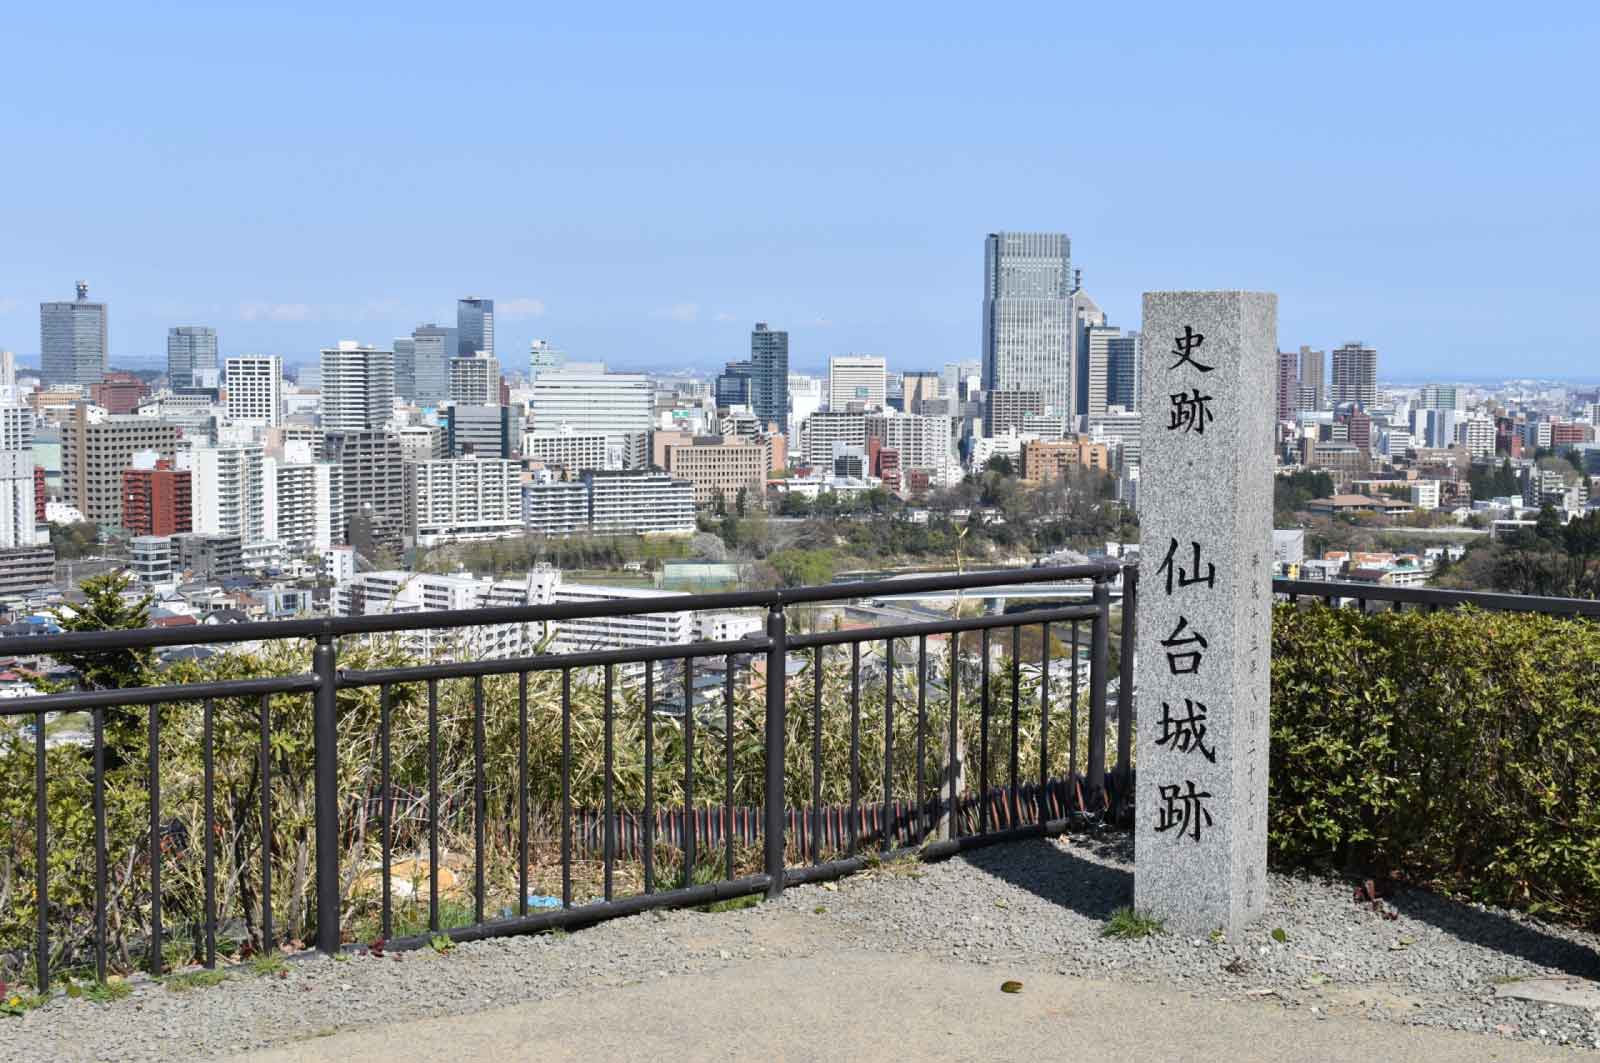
xmin=1270 ymin=602 xmax=1600 ymax=924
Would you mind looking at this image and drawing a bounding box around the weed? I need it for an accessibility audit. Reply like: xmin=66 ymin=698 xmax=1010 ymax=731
xmin=247 ymin=953 xmax=288 ymax=977
xmin=428 ymin=934 xmax=455 ymax=955
xmin=77 ymin=979 xmax=132 ymax=1004
xmin=166 ymin=970 xmax=229 ymax=992
xmin=700 ymin=894 xmax=761 ymax=914
xmin=0 ymin=992 xmax=45 ymax=1016
xmin=1101 ymin=906 xmax=1165 ymax=940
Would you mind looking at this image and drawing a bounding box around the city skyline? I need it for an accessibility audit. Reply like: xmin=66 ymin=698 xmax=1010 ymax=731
xmin=4 ymin=6 xmax=1598 ymax=379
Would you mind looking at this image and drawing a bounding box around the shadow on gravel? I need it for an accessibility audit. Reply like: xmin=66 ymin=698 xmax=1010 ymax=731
xmin=1385 ymin=887 xmax=1600 ymax=981
xmin=958 ymin=835 xmax=1133 ymax=922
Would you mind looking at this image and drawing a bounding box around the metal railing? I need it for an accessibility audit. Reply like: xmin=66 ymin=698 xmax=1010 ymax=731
xmin=0 ymin=560 xmax=1132 ymax=990
xmin=1274 ymin=577 xmax=1600 ymax=618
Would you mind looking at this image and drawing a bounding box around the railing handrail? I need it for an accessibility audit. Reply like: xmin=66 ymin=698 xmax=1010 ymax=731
xmin=1274 ymin=577 xmax=1600 ymax=618
xmin=0 ymin=560 xmax=1121 ymax=657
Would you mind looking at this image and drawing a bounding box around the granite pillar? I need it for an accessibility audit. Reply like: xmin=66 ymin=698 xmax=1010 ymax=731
xmin=1134 ymin=291 xmax=1276 ymax=938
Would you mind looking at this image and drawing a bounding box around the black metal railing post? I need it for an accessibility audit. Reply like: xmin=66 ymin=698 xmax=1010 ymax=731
xmin=1087 ymin=579 xmax=1111 ymax=812
xmin=764 ymin=603 xmax=787 ymax=899
xmin=1115 ymin=563 xmax=1138 ymax=818
xmin=312 ymin=633 xmax=341 ymax=955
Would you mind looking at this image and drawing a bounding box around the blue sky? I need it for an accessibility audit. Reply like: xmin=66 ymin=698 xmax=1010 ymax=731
xmin=2 ymin=3 xmax=1597 ymax=379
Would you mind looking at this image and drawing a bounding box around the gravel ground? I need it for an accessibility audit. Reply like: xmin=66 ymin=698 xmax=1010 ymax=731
xmin=4 ymin=832 xmax=1599 ymax=1061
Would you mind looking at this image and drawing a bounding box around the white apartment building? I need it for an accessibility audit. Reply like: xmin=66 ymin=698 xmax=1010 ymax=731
xmin=407 ymin=457 xmax=523 ymax=546
xmin=1464 ymin=417 xmax=1496 ymax=459
xmin=522 ymin=426 xmax=611 ymax=472
xmin=827 ymin=355 xmax=887 ymax=411
xmin=803 ymin=410 xmax=867 ymax=467
xmin=522 ymin=478 xmax=591 ymax=536
xmin=334 ymin=570 xmax=554 ymax=660
xmin=584 ymin=471 xmax=695 ymax=535
xmin=549 ymin=583 xmax=692 ymax=655
xmin=448 ymin=354 xmax=500 ymax=406
xmin=130 ymin=535 xmax=175 ymax=587
xmin=264 ymin=455 xmax=344 ymax=554
xmin=1410 ymin=480 xmax=1442 ymax=510
xmin=224 ymin=355 xmax=283 ymax=426
xmin=321 ymin=341 xmax=396 ymax=432
xmin=865 ymin=410 xmax=954 ymax=472
xmin=0 ymin=449 xmax=37 ymax=549
xmin=528 ymin=367 xmax=653 ymax=441
xmin=0 ymin=406 xmax=34 ymax=450
xmin=192 ymin=444 xmax=268 ymax=546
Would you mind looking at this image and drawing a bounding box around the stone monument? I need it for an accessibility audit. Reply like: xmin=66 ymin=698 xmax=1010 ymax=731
xmin=1134 ymin=291 xmax=1276 ymax=938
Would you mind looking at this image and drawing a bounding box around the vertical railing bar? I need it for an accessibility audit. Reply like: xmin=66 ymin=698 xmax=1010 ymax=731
xmin=979 ymin=627 xmax=990 ymax=834
xmin=916 ymin=635 xmax=928 ymax=842
xmin=1039 ymin=624 xmax=1051 ymax=827
xmin=518 ymin=671 xmax=529 ymax=919
xmin=473 ymin=676 xmax=486 ymax=925
xmin=93 ymin=705 xmax=107 ymax=982
xmin=1087 ymin=580 xmax=1111 ymax=810
xmin=34 ymin=708 xmax=49 ymax=992
xmin=811 ymin=646 xmax=823 ymax=865
xmin=380 ymin=683 xmax=392 ymax=941
xmin=1070 ymin=619 xmax=1081 ymax=783
xmin=202 ymin=700 xmax=215 ymax=969
xmin=259 ymin=693 xmax=273 ymax=953
xmin=883 ymin=636 xmax=895 ymax=852
xmin=763 ymin=603 xmax=787 ymax=900
xmin=148 ymin=701 xmax=162 ymax=976
xmin=948 ymin=632 xmax=960 ymax=840
xmin=644 ymin=661 xmax=655 ymax=894
xmin=604 ymin=664 xmax=616 ymax=902
xmin=1116 ymin=565 xmax=1139 ymax=814
xmin=684 ymin=658 xmax=696 ymax=885
xmin=561 ymin=668 xmax=572 ymax=908
xmin=848 ymin=641 xmax=860 ymax=857
xmin=1009 ymin=623 xmax=1020 ymax=818
xmin=312 ymin=634 xmax=340 ymax=956
xmin=427 ymin=678 xmax=440 ymax=933
xmin=723 ymin=657 xmax=735 ymax=882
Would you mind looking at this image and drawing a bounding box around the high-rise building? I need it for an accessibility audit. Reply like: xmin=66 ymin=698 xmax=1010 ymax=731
xmin=1418 ymin=384 xmax=1462 ymax=410
xmin=191 ymin=444 xmax=268 ymax=546
xmin=406 ymin=457 xmax=522 ymax=546
xmin=449 ymin=353 xmax=501 ymax=405
xmin=1297 ymin=346 xmax=1327 ymax=411
xmin=529 ymin=339 xmax=564 ymax=382
xmin=0 ymin=450 xmax=37 ymax=549
xmin=1464 ymin=417 xmax=1497 ymax=459
xmin=396 ymin=324 xmax=456 ymax=407
xmin=827 ymin=355 xmax=887 ymax=411
xmin=715 ymin=360 xmax=753 ymax=408
xmin=121 ymin=454 xmax=192 ymax=537
xmin=320 ymin=342 xmax=395 ymax=432
xmin=522 ymin=425 xmax=611 ymax=473
xmin=264 ymin=449 xmax=344 ymax=554
xmin=444 ymin=404 xmax=516 ymax=459
xmin=41 ymin=282 xmax=108 ymax=387
xmin=90 ymin=372 xmax=149 ymax=415
xmin=865 ymin=411 xmax=953 ymax=473
xmin=1331 ymin=342 xmax=1378 ymax=409
xmin=582 ymin=470 xmax=696 ymax=535
xmin=749 ymin=323 xmax=789 ymax=434
xmin=528 ymin=367 xmax=653 ymax=442
xmin=61 ymin=407 xmax=180 ymax=526
xmin=1083 ymin=325 xmax=1121 ymax=420
xmin=985 ymin=390 xmax=1044 ymax=436
xmin=1276 ymin=351 xmax=1300 ymax=422
xmin=224 ymin=356 xmax=283 ymax=426
xmin=1107 ymin=332 xmax=1141 ymax=413
xmin=457 ymin=297 xmax=494 ymax=357
xmin=662 ymin=436 xmax=774 ymax=508
xmin=323 ymin=430 xmax=405 ymax=555
xmin=167 ymin=326 xmax=218 ymax=390
xmin=803 ymin=410 xmax=868 ymax=467
xmin=901 ymin=372 xmax=942 ymax=414
xmin=982 ymin=233 xmax=1076 ymax=419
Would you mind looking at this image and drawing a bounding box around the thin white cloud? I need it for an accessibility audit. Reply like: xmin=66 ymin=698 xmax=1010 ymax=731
xmin=714 ymin=312 xmax=737 ymax=323
xmin=237 ymin=302 xmax=313 ymax=322
xmin=0 ymin=298 xmax=18 ymax=315
xmin=652 ymin=302 xmax=700 ymax=324
xmin=500 ymin=297 xmax=547 ymax=319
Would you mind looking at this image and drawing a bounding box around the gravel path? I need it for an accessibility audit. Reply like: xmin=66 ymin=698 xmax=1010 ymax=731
xmin=3 ymin=832 xmax=1599 ymax=1060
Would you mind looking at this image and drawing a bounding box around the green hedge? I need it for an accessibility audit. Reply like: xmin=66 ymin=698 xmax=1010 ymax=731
xmin=1270 ymin=602 xmax=1600 ymax=924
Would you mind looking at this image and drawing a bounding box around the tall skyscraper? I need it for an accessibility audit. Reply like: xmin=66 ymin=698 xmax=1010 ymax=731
xmin=982 ymin=232 xmax=1076 ymax=419
xmin=407 ymin=324 xmax=456 ymax=407
xmin=1107 ymin=332 xmax=1141 ymax=413
xmin=457 ymin=297 xmax=494 ymax=357
xmin=320 ymin=342 xmax=396 ymax=432
xmin=223 ymin=356 xmax=284 ymax=426
xmin=1331 ymin=342 xmax=1378 ymax=409
xmin=1297 ymin=345 xmax=1327 ymax=411
xmin=167 ymin=326 xmax=218 ymax=390
xmin=749 ymin=323 xmax=789 ymax=434
xmin=41 ymin=281 xmax=108 ymax=387
xmin=1083 ymin=325 xmax=1121 ymax=419
xmin=715 ymin=360 xmax=753 ymax=407
xmin=1276 ymin=350 xmax=1300 ymax=422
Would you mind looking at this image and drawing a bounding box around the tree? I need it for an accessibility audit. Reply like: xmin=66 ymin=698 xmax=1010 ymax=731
xmin=49 ymin=571 xmax=155 ymax=769
xmin=985 ymin=454 xmax=1015 ymax=477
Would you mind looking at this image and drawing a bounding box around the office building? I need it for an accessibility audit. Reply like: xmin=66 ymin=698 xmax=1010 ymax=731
xmin=1418 ymin=384 xmax=1462 ymax=410
xmin=749 ymin=323 xmax=789 ymax=434
xmin=522 ymin=426 xmax=611 ymax=473
xmin=1021 ymin=437 xmax=1112 ymax=481
xmin=985 ymin=390 xmax=1044 ymax=437
xmin=663 ymin=436 xmax=773 ymax=508
xmin=901 ymin=372 xmax=942 ymax=414
xmin=449 ymin=353 xmax=500 ymax=405
xmin=529 ymin=339 xmax=564 ymax=382
xmin=167 ymin=326 xmax=218 ymax=390
xmin=62 ymin=408 xmax=180 ymax=525
xmin=827 ymin=355 xmax=887 ymax=411
xmin=583 ymin=470 xmax=695 ymax=535
xmin=528 ymin=367 xmax=653 ymax=443
xmin=90 ymin=372 xmax=149 ymax=415
xmin=788 ymin=374 xmax=823 ymax=434
xmin=715 ymin=360 xmax=753 ymax=407
xmin=396 ymin=323 xmax=456 ymax=407
xmin=1082 ymin=325 xmax=1120 ymax=420
xmin=1331 ymin=343 xmax=1378 ymax=409
xmin=444 ymin=403 xmax=517 ymax=459
xmin=457 ymin=297 xmax=494 ymax=357
xmin=0 ymin=407 xmax=32 ymax=452
xmin=223 ymin=355 xmax=283 ymax=426
xmin=982 ymin=232 xmax=1076 ymax=418
xmin=173 ymin=533 xmax=243 ymax=583
xmin=397 ymin=424 xmax=444 ymax=463
xmin=320 ymin=342 xmax=396 ymax=432
xmin=41 ymin=282 xmax=108 ymax=387
xmin=191 ymin=444 xmax=268 ymax=546
xmin=1107 ymin=332 xmax=1141 ymax=413
xmin=1297 ymin=346 xmax=1327 ymax=411
xmin=1276 ymin=350 xmax=1300 ymax=422
xmin=0 ymin=546 xmax=55 ymax=595
xmin=407 ymin=457 xmax=523 ymax=546
xmin=121 ymin=454 xmax=192 ymax=537
xmin=1464 ymin=416 xmax=1496 ymax=459
xmin=803 ymin=410 xmax=868 ymax=467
